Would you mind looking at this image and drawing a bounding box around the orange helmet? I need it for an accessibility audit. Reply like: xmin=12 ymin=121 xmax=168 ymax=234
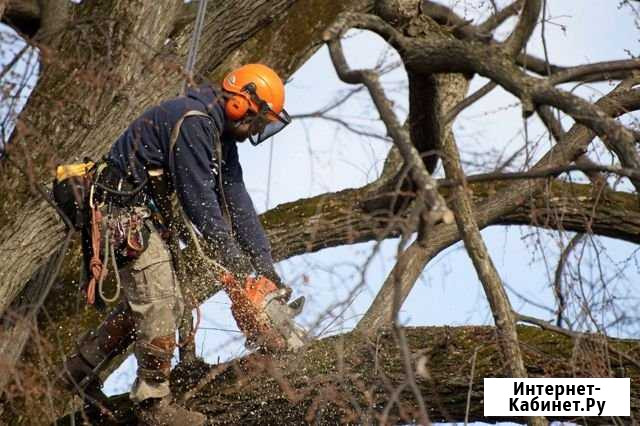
xmin=223 ymin=63 xmax=285 ymax=119
xmin=222 ymin=64 xmax=291 ymax=145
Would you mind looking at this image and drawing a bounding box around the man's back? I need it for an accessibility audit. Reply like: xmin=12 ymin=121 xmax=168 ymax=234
xmin=107 ymin=85 xmax=226 ymax=185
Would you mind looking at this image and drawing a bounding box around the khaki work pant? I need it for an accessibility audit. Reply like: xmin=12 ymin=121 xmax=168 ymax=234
xmin=120 ymin=228 xmax=185 ymax=402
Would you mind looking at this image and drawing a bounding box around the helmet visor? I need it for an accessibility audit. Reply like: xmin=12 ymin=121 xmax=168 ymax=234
xmin=248 ymin=108 xmax=291 ymax=146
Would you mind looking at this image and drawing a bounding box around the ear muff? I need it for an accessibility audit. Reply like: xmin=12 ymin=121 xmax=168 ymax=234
xmin=225 ymin=95 xmax=250 ymax=121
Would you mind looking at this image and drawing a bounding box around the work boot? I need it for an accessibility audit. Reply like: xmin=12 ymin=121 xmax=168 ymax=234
xmin=135 ymin=396 xmax=206 ymax=426
xmin=59 ymin=301 xmax=136 ymax=396
xmin=133 ymin=336 xmax=205 ymax=425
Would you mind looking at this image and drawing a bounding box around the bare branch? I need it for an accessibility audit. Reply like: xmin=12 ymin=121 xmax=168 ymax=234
xmin=503 ymin=0 xmax=541 ymax=57
xmin=420 ymin=1 xmax=486 ymax=41
xmin=519 ymin=54 xmax=639 ymax=82
xmin=357 ymin=80 xmax=640 ymax=329
xmin=536 ymin=105 xmax=565 ymax=141
xmin=346 ymin=12 xmax=640 ymax=191
xmin=437 ymin=162 xmax=640 ymax=185
xmin=549 ymin=59 xmax=640 ymax=85
xmin=439 ymin=92 xmax=545 ymax=425
xmin=443 ymin=81 xmax=497 ymax=125
xmin=478 ymin=0 xmax=525 ymax=34
xmin=323 ymin=20 xmax=453 ymax=224
xmin=552 ymin=234 xmax=583 ymax=327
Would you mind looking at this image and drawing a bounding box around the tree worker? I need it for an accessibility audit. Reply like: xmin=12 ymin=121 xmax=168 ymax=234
xmin=57 ymin=64 xmax=298 ymax=425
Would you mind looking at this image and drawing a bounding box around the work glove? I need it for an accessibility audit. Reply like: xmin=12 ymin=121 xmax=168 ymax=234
xmin=256 ymin=266 xmax=292 ymax=301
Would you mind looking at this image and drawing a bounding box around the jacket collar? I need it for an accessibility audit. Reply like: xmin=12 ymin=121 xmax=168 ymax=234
xmin=186 ymin=85 xmax=225 ymax=124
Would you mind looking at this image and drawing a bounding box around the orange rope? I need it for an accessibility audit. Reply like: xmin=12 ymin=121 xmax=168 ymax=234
xmin=86 ymin=206 xmax=105 ymax=305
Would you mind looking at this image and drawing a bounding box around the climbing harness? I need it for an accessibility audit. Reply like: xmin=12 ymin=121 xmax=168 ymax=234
xmin=53 ymin=160 xmax=150 ymax=307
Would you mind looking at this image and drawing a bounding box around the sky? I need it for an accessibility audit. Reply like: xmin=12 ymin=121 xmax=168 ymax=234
xmin=1 ymin=0 xmax=639 ymax=416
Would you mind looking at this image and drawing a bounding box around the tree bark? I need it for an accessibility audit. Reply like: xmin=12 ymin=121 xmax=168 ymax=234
xmin=55 ymin=325 xmax=640 ymax=425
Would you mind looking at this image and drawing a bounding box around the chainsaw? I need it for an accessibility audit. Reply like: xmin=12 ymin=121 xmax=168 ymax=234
xmin=176 ymin=207 xmax=309 ymax=352
xmin=220 ymin=274 xmax=308 ymax=352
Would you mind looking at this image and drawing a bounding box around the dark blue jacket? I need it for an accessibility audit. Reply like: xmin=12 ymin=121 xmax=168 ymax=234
xmin=107 ymin=86 xmax=277 ymax=279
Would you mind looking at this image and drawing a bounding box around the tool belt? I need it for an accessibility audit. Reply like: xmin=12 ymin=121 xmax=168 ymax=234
xmin=53 ymin=160 xmax=153 ymax=308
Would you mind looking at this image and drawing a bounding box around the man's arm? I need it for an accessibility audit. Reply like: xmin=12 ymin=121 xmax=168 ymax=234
xmin=171 ymin=117 xmax=253 ymax=277
xmin=221 ymin=144 xmax=282 ymax=286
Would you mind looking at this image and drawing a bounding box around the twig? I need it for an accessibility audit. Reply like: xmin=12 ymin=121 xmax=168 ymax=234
xmin=552 ymin=234 xmax=584 ymax=327
xmin=464 ymin=348 xmax=479 ymax=426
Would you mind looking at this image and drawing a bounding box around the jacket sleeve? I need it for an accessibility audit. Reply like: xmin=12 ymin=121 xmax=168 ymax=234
xmin=171 ymin=116 xmax=252 ymax=276
xmin=222 ymin=144 xmax=281 ymax=284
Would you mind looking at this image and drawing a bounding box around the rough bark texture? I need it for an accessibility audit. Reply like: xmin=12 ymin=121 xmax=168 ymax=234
xmin=55 ymin=325 xmax=640 ymax=425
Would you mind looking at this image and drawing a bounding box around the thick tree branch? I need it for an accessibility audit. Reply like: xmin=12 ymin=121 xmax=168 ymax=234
xmin=441 ymin=105 xmax=528 ymax=383
xmin=420 ymin=0 xmax=486 ymax=42
xmin=56 ymin=326 xmax=640 ymax=425
xmin=516 ymin=313 xmax=640 ymax=371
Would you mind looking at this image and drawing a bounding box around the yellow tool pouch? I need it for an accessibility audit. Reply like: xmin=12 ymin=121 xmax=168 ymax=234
xmin=56 ymin=162 xmax=95 ymax=182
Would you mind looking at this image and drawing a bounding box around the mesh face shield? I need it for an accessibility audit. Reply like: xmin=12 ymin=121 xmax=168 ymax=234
xmin=243 ymin=83 xmax=291 ymax=146
xmin=247 ymin=109 xmax=291 ymax=146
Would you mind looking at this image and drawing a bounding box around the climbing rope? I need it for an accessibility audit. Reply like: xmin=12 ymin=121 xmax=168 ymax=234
xmin=183 ymin=0 xmax=209 ymax=94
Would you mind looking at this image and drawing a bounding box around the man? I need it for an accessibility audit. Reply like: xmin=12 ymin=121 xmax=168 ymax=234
xmin=59 ymin=64 xmax=293 ymax=425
